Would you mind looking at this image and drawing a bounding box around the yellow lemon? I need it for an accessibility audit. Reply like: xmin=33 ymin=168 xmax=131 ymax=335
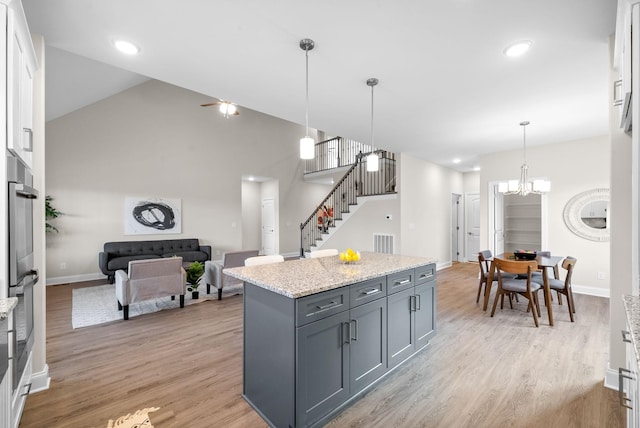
xmin=353 ymin=252 xmax=361 ymax=262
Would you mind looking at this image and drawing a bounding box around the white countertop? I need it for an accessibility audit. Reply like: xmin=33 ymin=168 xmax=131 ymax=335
xmin=225 ymin=252 xmax=435 ymax=298
xmin=0 ymin=298 xmax=18 ymax=319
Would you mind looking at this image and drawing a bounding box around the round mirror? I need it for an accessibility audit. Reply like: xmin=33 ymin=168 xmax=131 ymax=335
xmin=563 ymin=188 xmax=609 ymax=241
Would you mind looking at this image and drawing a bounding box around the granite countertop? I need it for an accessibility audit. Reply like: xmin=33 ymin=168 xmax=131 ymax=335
xmin=0 ymin=298 xmax=18 ymax=320
xmin=623 ymin=295 xmax=640 ymax=367
xmin=225 ymin=251 xmax=435 ymax=298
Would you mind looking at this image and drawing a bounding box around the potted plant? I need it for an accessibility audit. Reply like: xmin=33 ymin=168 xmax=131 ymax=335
xmin=45 ymin=195 xmax=62 ymax=233
xmin=186 ymin=261 xmax=205 ymax=299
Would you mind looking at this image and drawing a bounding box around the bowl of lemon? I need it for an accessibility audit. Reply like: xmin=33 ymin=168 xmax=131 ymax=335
xmin=339 ymin=248 xmax=361 ymax=264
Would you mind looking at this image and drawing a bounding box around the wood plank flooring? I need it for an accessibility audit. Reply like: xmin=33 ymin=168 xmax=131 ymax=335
xmin=20 ymin=262 xmax=623 ymax=427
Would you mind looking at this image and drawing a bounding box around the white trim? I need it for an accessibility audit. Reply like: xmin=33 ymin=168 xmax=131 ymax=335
xmin=572 ymin=284 xmax=610 ymax=298
xmin=604 ymin=366 xmax=620 ymax=391
xmin=29 ymin=364 xmax=50 ymax=393
xmin=46 ymin=272 xmax=105 ymax=285
xmin=436 ymin=261 xmax=452 ymax=271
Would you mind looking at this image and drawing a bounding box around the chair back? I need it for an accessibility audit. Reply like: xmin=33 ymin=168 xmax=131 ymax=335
xmin=478 ymin=250 xmax=492 ymax=276
xmin=222 ymin=250 xmax=259 ymax=268
xmin=562 ymin=256 xmax=577 ymax=286
xmin=493 ymin=258 xmax=537 ymax=277
xmin=309 ymin=249 xmax=339 ymax=258
xmin=128 ymin=257 xmax=183 ymax=279
xmin=245 ymin=254 xmax=285 ymax=266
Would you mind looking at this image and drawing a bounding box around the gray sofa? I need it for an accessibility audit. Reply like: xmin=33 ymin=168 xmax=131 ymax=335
xmin=99 ymin=238 xmax=211 ymax=283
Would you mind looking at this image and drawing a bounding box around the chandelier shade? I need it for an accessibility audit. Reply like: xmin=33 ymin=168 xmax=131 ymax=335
xmin=498 ymin=121 xmax=550 ymax=196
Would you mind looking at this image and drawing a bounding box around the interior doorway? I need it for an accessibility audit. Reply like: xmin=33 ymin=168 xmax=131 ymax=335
xmin=451 ymin=194 xmax=462 ymax=262
xmin=465 ymin=193 xmax=480 ymax=261
xmin=261 ymin=198 xmax=275 ymax=255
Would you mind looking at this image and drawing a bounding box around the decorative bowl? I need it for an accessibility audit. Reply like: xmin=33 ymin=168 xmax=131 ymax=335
xmin=514 ymin=250 xmax=537 ymax=260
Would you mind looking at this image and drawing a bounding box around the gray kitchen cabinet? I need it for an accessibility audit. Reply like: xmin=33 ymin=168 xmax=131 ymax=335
xmin=242 ymin=262 xmax=437 ymax=428
xmin=296 ymin=311 xmax=350 ymax=427
xmin=349 ymin=297 xmax=387 ymax=393
xmin=387 ymin=287 xmax=415 ymax=369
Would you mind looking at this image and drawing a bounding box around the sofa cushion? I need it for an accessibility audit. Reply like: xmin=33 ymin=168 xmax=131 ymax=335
xmin=162 ymin=251 xmax=209 ymax=263
xmin=108 ymin=255 xmax=161 ymax=271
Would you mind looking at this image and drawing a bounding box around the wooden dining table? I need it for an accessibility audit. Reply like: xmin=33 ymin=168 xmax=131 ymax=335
xmin=483 ymin=253 xmax=564 ymax=326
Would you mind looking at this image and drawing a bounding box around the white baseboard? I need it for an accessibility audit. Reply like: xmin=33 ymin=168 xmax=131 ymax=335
xmin=436 ymin=261 xmax=452 ymax=271
xmin=30 ymin=364 xmax=50 ymax=393
xmin=572 ymin=284 xmax=610 ymax=298
xmin=604 ymin=366 xmax=620 ymax=391
xmin=46 ymin=272 xmax=105 ymax=285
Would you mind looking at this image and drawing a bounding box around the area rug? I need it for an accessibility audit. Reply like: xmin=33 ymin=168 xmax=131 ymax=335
xmin=106 ymin=407 xmax=159 ymax=428
xmin=71 ymin=283 xmax=241 ymax=329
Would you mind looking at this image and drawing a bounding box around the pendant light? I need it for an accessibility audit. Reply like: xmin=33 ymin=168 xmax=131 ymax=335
xmin=366 ymin=78 xmax=379 ymax=172
xmin=498 ymin=121 xmax=550 ymax=196
xmin=299 ymin=38 xmax=315 ymax=160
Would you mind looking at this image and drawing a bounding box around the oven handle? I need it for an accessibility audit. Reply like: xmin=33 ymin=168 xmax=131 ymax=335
xmin=14 ymin=183 xmax=38 ymax=199
xmin=9 ymin=269 xmax=39 ymax=289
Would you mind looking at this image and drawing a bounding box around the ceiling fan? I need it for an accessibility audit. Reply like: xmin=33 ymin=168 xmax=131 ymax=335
xmin=200 ymin=100 xmax=239 ymax=118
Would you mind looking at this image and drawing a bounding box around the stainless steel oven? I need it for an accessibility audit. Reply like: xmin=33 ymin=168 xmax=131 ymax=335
xmin=7 ymin=153 xmax=38 ymax=392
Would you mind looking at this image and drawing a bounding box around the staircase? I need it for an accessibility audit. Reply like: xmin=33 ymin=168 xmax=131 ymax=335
xmin=299 ymin=150 xmax=397 ymax=256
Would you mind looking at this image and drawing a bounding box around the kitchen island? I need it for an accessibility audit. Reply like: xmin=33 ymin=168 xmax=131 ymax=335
xmin=226 ymin=252 xmax=436 ymax=428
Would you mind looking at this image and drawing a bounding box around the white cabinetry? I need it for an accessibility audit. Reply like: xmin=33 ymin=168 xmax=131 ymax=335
xmin=5 ymin=3 xmax=35 ymax=170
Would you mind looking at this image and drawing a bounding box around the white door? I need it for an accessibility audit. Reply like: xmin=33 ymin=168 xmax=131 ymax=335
xmin=261 ymin=198 xmax=275 ymax=255
xmin=451 ymin=194 xmax=461 ymax=262
xmin=465 ymin=193 xmax=480 ymax=261
xmin=494 ymin=189 xmax=505 ymax=256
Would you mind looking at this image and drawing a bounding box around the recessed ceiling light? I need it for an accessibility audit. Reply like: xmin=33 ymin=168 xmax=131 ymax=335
xmin=473 ymin=166 xmax=481 ymax=171
xmin=503 ymin=40 xmax=532 ymax=57
xmin=453 ymin=158 xmax=461 ymax=164
xmin=114 ymin=39 xmax=140 ymax=55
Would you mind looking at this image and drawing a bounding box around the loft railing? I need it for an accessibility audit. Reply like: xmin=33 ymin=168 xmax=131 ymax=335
xmin=304 ymin=137 xmax=376 ymax=174
xmin=300 ymin=151 xmax=397 ymax=256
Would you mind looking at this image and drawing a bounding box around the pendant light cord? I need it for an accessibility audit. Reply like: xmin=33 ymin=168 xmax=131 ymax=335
xmin=305 ymin=48 xmax=309 ymax=137
xmin=370 ymin=83 xmax=374 ymax=149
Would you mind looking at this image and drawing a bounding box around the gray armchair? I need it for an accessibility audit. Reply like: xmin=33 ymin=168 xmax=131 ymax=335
xmin=115 ymin=257 xmax=186 ymax=320
xmin=203 ymin=250 xmax=259 ymax=299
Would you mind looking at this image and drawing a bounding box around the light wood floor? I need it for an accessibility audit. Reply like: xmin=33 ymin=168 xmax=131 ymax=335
xmin=20 ymin=262 xmax=623 ymax=427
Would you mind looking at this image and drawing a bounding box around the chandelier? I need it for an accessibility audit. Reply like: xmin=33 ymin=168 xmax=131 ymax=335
xmin=498 ymin=121 xmax=550 ymax=196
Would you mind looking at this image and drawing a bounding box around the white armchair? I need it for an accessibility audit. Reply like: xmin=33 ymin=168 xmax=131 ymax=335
xmin=203 ymin=250 xmax=259 ymax=300
xmin=115 ymin=257 xmax=186 ymax=320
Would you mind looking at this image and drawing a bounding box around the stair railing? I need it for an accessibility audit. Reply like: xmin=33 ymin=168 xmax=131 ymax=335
xmin=300 ymin=151 xmax=397 ymax=256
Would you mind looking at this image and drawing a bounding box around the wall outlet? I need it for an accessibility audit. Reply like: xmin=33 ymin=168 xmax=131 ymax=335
xmin=60 ymin=262 xmax=67 ymax=270
xmin=597 ymin=271 xmax=605 ymax=280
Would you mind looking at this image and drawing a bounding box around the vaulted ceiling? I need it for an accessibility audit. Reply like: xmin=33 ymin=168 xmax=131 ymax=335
xmin=23 ymin=0 xmax=616 ymax=171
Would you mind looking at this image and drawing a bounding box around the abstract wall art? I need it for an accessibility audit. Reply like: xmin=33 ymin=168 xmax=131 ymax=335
xmin=124 ymin=197 xmax=182 ymax=235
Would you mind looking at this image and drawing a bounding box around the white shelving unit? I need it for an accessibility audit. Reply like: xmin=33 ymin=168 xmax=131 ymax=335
xmin=503 ymin=194 xmax=542 ymax=253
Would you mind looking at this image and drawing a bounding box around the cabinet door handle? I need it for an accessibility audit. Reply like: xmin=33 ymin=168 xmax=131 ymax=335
xmin=362 ymin=288 xmax=380 ymax=295
xmin=20 ymin=382 xmax=32 ymax=397
xmin=623 ymin=330 xmax=632 ymax=343
xmin=395 ymin=279 xmax=411 ymax=286
xmin=23 ymin=128 xmax=33 ymax=152
xmin=343 ymin=322 xmax=351 ymax=344
xmin=619 ymin=367 xmax=634 ymax=409
xmin=415 ymin=294 xmax=421 ymax=310
xmin=409 ymin=295 xmax=416 ymax=312
xmin=613 ymin=80 xmax=624 ymax=106
xmin=316 ymin=301 xmax=338 ymax=310
xmin=351 ymin=319 xmax=358 ymax=341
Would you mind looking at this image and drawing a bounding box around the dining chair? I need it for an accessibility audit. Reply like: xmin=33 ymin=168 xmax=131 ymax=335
xmin=476 ymin=250 xmax=494 ymax=304
xmin=546 ymin=257 xmax=577 ymax=322
xmin=244 ymin=254 xmax=285 ymax=266
xmin=490 ymin=258 xmax=543 ymax=327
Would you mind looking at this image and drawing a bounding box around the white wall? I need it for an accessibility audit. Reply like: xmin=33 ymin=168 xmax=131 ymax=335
xmin=479 ymin=136 xmax=610 ymax=293
xmin=241 ymin=180 xmax=261 ymax=252
xmin=399 ymin=154 xmax=464 ymax=265
xmin=45 ymin=80 xmax=330 ymax=281
xmin=317 ymin=196 xmax=400 ymax=253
